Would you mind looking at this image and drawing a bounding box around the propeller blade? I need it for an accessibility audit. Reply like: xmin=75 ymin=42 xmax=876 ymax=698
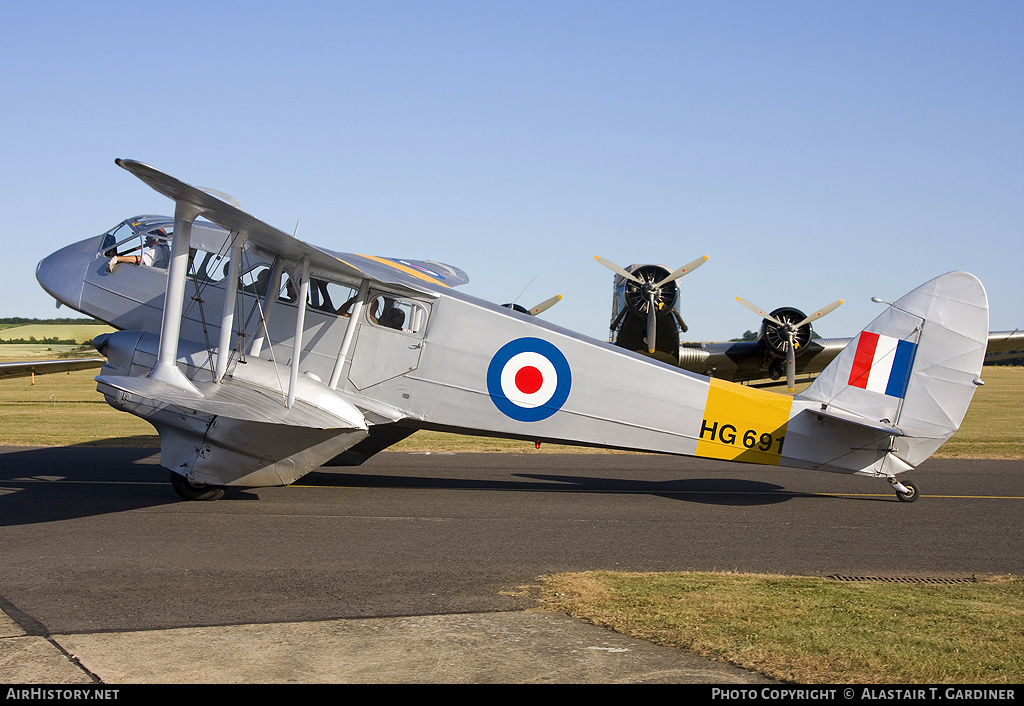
xmin=647 ymin=292 xmax=658 ymax=354
xmin=786 ymin=329 xmax=797 ymax=392
xmin=795 ymin=299 xmax=844 ymax=328
xmin=595 ymin=256 xmax=642 ymax=284
xmin=528 ymin=295 xmax=562 ymax=316
xmin=736 ymin=297 xmax=784 ymax=326
xmin=655 ymin=255 xmax=709 ymax=287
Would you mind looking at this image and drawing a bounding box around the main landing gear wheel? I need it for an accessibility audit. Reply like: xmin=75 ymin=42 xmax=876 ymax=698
xmin=170 ymin=472 xmax=225 ymax=501
xmin=895 ymin=481 xmax=919 ymax=503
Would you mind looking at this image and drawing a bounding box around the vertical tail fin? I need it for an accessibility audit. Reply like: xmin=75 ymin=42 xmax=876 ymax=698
xmin=796 ymin=271 xmax=988 ymax=468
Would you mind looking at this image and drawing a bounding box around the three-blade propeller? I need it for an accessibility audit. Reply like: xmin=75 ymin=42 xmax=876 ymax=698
xmin=736 ymin=297 xmax=844 ymax=391
xmin=596 ymin=255 xmax=708 ymax=354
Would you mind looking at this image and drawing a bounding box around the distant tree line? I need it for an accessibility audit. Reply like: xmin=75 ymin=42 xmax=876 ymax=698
xmin=730 ymin=330 xmax=758 ymax=342
xmin=989 ymin=355 xmax=1024 ymax=366
xmin=0 ymin=317 xmax=105 ymax=325
xmin=0 ymin=336 xmax=88 ymax=345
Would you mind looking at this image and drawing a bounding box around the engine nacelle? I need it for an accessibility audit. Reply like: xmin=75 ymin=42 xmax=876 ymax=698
xmin=758 ymin=307 xmax=814 ymax=371
xmin=614 ymin=265 xmax=680 ymax=319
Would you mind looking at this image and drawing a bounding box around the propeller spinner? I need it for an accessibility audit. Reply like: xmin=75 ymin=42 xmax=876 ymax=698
xmin=736 ymin=297 xmax=843 ymax=391
xmin=597 ymin=255 xmax=708 ymax=354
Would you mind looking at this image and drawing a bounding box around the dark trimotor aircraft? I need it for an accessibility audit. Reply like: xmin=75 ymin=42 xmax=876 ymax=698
xmin=598 ymin=257 xmax=1021 ymax=391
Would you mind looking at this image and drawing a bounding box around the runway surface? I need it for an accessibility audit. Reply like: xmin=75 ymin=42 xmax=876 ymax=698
xmin=1 ymin=446 xmax=1021 ymax=682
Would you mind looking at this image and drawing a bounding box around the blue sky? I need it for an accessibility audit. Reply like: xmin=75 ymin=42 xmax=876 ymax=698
xmin=2 ymin=1 xmax=1021 ymax=342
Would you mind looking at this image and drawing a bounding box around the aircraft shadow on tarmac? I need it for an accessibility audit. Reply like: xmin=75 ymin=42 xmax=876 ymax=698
xmin=0 ymin=445 xmax=880 ymax=527
xmin=0 ymin=444 xmax=182 ymax=526
xmin=300 ymin=469 xmax=834 ymax=507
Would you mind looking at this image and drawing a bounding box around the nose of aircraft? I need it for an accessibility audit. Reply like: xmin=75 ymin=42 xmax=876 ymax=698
xmin=36 ymin=235 xmax=103 ymax=312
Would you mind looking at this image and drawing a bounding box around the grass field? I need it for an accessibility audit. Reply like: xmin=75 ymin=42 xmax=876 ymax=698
xmin=0 ymin=344 xmax=99 ymax=361
xmin=536 ymin=572 xmax=1024 ymax=684
xmin=0 ymin=323 xmax=115 ymax=344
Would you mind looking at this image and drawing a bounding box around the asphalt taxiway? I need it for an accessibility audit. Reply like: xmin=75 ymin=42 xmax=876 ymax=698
xmin=1 ymin=447 xmax=1020 ymax=683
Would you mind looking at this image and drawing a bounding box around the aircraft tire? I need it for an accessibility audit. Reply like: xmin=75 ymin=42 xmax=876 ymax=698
xmin=895 ymin=481 xmax=919 ymax=503
xmin=170 ymin=471 xmax=225 ymax=501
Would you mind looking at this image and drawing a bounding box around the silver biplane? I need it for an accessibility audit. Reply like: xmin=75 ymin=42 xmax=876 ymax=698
xmin=36 ymin=159 xmax=990 ymax=503
xmin=597 ymin=257 xmax=1020 ymax=391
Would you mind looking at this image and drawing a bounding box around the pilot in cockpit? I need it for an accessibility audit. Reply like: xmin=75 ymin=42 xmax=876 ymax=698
xmin=106 ymin=230 xmax=171 ymax=271
xmin=378 ymin=302 xmax=406 ymax=330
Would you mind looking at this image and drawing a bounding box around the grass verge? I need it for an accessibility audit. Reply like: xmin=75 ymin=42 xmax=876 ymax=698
xmin=536 ymin=571 xmax=1024 ymax=683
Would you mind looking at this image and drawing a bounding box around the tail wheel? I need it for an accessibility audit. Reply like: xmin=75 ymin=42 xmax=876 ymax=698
xmin=170 ymin=471 xmax=225 ymax=501
xmin=895 ymin=481 xmax=919 ymax=503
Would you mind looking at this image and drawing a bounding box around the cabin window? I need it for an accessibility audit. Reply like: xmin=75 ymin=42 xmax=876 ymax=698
xmin=274 ymin=274 xmax=360 ymax=318
xmin=309 ymin=279 xmax=359 ymax=316
xmin=101 ymin=222 xmax=135 ymax=253
xmin=187 ymin=249 xmax=228 ymax=282
xmin=365 ymin=295 xmax=428 ymax=334
xmin=240 ymin=264 xmax=273 ymax=297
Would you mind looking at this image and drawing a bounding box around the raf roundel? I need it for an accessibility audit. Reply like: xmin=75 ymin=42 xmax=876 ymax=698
xmin=486 ymin=338 xmax=572 ymax=422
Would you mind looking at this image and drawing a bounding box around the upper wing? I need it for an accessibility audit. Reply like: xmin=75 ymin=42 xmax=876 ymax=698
xmin=678 ymin=338 xmax=850 ymax=384
xmin=326 ymin=253 xmax=469 ymax=290
xmin=0 ymin=358 xmax=104 ymax=380
xmin=115 ymin=159 xmax=468 ymax=294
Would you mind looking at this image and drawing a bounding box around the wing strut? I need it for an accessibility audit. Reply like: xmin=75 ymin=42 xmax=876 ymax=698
xmin=329 ymin=278 xmax=370 ymax=389
xmin=248 ymin=258 xmax=284 ymax=358
xmin=215 ymin=234 xmax=246 ymax=382
xmin=149 ymin=201 xmax=203 ymax=395
xmin=287 ymin=256 xmax=311 ymax=408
